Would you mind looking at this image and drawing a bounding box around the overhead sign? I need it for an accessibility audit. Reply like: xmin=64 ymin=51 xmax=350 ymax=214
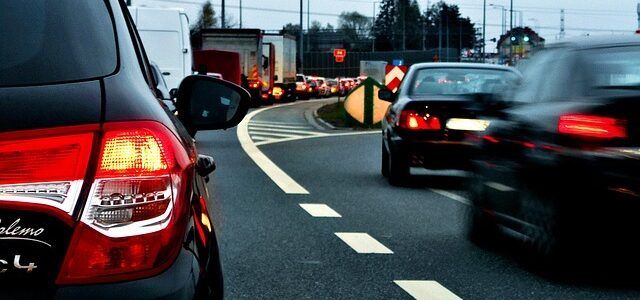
xmin=333 ymin=48 xmax=346 ymax=63
xmin=343 ymin=77 xmax=390 ymax=126
xmin=384 ymin=65 xmax=408 ymax=93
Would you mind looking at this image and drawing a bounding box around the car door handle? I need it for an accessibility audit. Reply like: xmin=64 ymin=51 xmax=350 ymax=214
xmin=162 ymin=72 xmax=171 ymax=76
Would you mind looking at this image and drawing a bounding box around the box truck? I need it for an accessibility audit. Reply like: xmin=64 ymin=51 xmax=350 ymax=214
xmin=198 ymin=29 xmax=275 ymax=105
xmin=128 ymin=6 xmax=192 ymax=90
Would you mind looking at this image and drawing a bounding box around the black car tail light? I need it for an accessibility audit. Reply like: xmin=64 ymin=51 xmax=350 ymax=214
xmin=0 ymin=125 xmax=96 ymax=217
xmin=399 ymin=110 xmax=441 ymax=130
xmin=558 ymin=114 xmax=627 ymax=139
xmin=56 ymin=121 xmax=192 ymax=285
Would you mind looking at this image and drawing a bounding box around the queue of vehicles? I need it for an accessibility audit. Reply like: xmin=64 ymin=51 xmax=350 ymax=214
xmin=377 ymin=35 xmax=640 ymax=267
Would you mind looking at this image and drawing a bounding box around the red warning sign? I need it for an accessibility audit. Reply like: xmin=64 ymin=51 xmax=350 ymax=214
xmin=385 ymin=65 xmax=408 ymax=93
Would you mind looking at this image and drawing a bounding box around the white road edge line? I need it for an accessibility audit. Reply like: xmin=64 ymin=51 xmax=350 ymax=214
xmin=430 ymin=189 xmax=470 ymax=205
xmin=237 ymin=103 xmax=310 ymax=194
xmin=394 ymin=280 xmax=462 ymax=300
xmin=334 ymin=232 xmax=393 ymax=254
xmin=299 ymin=203 xmax=342 ymax=218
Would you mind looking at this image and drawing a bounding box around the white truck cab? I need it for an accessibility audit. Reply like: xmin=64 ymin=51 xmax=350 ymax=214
xmin=128 ymin=6 xmax=193 ymax=90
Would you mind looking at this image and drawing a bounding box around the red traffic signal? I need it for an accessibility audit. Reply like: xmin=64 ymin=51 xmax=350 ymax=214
xmin=333 ymin=48 xmax=346 ymax=58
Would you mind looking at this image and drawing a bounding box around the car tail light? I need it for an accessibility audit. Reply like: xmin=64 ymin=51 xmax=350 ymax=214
xmin=56 ymin=121 xmax=192 ymax=285
xmin=558 ymin=114 xmax=627 ymax=139
xmin=272 ymin=86 xmax=283 ymax=97
xmin=249 ymin=81 xmax=260 ymax=89
xmin=0 ymin=126 xmax=95 ymax=215
xmin=399 ymin=111 xmax=441 ymax=130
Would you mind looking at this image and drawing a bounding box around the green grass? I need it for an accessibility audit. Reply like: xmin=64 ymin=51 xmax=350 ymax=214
xmin=317 ymin=101 xmax=381 ymax=130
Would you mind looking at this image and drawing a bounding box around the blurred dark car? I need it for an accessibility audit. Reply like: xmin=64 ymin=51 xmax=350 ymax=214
xmin=0 ymin=0 xmax=250 ymax=298
xmin=379 ymin=63 xmax=521 ymax=185
xmin=468 ymin=36 xmax=640 ymax=262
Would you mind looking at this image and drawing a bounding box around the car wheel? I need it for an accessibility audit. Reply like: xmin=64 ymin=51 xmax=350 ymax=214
xmin=518 ymin=185 xmax=568 ymax=265
xmin=381 ymin=142 xmax=389 ymax=177
xmin=387 ymin=145 xmax=409 ymax=186
xmin=467 ymin=172 xmax=499 ymax=247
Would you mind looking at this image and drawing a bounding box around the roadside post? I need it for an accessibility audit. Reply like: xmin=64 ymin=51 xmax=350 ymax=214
xmin=343 ymin=77 xmax=390 ymax=127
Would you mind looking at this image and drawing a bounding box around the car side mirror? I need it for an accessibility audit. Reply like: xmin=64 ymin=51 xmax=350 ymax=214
xmin=175 ymin=75 xmax=250 ymax=135
xmin=274 ymin=75 xmax=278 ymax=81
xmin=169 ymin=88 xmax=178 ymax=100
xmin=378 ymin=88 xmax=396 ymax=102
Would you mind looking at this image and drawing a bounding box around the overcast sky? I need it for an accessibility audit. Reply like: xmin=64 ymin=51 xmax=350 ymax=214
xmin=134 ymin=0 xmax=640 ymax=50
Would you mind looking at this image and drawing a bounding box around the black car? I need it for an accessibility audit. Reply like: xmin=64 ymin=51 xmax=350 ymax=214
xmin=379 ymin=63 xmax=521 ymax=185
xmin=468 ymin=36 xmax=640 ymax=262
xmin=0 ymin=1 xmax=249 ymax=299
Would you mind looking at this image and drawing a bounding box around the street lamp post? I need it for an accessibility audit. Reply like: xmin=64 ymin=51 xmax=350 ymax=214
xmin=221 ymin=0 xmax=226 ymax=28
xmin=372 ymin=1 xmax=379 ymax=52
xmin=489 ymin=4 xmax=506 ymax=35
xmin=299 ymin=0 xmax=304 ymax=74
xmin=482 ymin=0 xmax=486 ymax=62
xmin=510 ymin=0 xmax=513 ymax=31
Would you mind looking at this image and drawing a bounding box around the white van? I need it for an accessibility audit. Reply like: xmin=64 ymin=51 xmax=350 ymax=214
xmin=128 ymin=6 xmax=192 ymax=90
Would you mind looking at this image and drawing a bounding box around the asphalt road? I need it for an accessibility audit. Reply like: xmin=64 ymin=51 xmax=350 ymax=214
xmin=195 ymin=98 xmax=640 ymax=299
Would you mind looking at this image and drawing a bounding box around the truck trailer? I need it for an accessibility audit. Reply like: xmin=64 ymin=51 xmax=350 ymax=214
xmin=198 ymin=29 xmax=274 ymax=106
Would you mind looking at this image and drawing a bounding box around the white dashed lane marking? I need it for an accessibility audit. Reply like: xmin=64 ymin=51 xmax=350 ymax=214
xmin=485 ymin=181 xmax=516 ymax=192
xmin=394 ymin=280 xmax=462 ymax=300
xmin=334 ymin=232 xmax=393 ymax=254
xmin=299 ymin=203 xmax=342 ymax=218
xmin=430 ymin=189 xmax=470 ymax=205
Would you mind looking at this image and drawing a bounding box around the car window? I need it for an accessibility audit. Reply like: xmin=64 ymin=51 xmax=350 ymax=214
xmin=408 ymin=68 xmax=520 ymax=96
xmin=581 ymin=46 xmax=640 ymax=90
xmin=537 ymin=51 xmax=574 ymax=102
xmin=0 ymin=0 xmax=117 ymax=87
xmin=511 ymin=49 xmax=556 ymax=103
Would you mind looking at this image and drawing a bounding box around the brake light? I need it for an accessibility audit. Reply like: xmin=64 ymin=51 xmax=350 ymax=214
xmin=0 ymin=126 xmax=96 ymax=216
xmin=558 ymin=114 xmax=627 ymax=139
xmin=57 ymin=121 xmax=191 ymax=285
xmin=399 ymin=111 xmax=441 ymax=130
xmin=249 ymin=81 xmax=260 ymax=89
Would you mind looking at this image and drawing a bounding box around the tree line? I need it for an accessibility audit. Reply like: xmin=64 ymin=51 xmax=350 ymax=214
xmin=191 ymin=0 xmax=478 ymax=53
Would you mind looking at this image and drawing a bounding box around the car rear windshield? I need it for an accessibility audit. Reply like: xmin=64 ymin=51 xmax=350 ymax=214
xmin=408 ymin=68 xmax=520 ymax=96
xmin=0 ymin=0 xmax=117 ymax=87
xmin=296 ymin=75 xmax=305 ymax=82
xmin=582 ymin=46 xmax=640 ymax=89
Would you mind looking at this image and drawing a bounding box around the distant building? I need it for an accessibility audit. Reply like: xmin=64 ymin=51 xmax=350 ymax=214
xmin=496 ymin=27 xmax=545 ymax=65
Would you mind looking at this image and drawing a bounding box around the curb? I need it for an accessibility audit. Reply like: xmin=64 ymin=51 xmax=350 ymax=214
xmin=304 ymin=99 xmax=338 ymax=131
